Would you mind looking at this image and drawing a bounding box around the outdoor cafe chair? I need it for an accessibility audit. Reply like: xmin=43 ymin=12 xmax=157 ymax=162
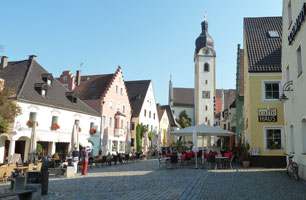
xmin=209 ymin=155 xmax=217 ymax=170
xmin=169 ymin=155 xmax=178 ymax=169
xmin=101 ymin=156 xmax=107 ymax=166
xmin=0 ymin=167 xmax=7 ymax=183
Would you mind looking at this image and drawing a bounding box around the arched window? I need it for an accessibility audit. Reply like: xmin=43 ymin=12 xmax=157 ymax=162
xmin=204 ymin=63 xmax=209 ymax=72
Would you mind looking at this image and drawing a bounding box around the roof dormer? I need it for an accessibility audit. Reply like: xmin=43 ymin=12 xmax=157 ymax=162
xmin=41 ymin=73 xmax=54 ymax=86
xmin=34 ymin=83 xmax=48 ymax=97
xmin=66 ymin=92 xmax=78 ymax=104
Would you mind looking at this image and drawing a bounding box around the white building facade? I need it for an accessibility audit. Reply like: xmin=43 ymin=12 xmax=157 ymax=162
xmin=282 ymin=0 xmax=306 ymax=180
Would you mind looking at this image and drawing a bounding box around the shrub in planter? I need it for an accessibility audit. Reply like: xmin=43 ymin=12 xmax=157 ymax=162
xmin=27 ymin=120 xmax=39 ymax=128
xmin=241 ymin=142 xmax=250 ymax=168
xmin=52 ymin=152 xmax=59 ymax=160
xmin=51 ymin=123 xmax=60 ymax=131
xmin=89 ymin=128 xmax=97 ymax=135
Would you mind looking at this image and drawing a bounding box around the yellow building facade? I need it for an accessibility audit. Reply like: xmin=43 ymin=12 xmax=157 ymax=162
xmin=243 ymin=17 xmax=286 ymax=167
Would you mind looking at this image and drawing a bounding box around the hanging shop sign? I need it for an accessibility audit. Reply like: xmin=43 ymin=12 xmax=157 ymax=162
xmin=288 ymin=3 xmax=306 ymax=45
xmin=258 ymin=108 xmax=277 ymax=122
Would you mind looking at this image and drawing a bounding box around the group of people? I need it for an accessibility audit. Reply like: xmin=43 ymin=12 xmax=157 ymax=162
xmin=71 ymin=146 xmax=91 ymax=175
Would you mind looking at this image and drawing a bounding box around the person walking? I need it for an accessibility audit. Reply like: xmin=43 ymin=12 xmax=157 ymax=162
xmin=72 ymin=146 xmax=79 ymax=174
xmin=81 ymin=146 xmax=90 ymax=175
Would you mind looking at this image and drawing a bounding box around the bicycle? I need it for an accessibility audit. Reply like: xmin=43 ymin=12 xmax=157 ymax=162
xmin=286 ymin=153 xmax=299 ymax=180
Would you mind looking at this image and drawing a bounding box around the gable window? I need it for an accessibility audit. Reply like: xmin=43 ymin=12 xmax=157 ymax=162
xmin=121 ymin=120 xmax=124 ymax=129
xmin=131 ymin=122 xmax=135 ymax=130
xmin=205 ymin=105 xmax=208 ymax=111
xmin=102 ymin=115 xmax=106 ymax=127
xmin=47 ymin=79 xmax=52 ymax=86
xmin=204 ymin=63 xmax=209 ymax=72
xmin=63 ymin=76 xmax=67 ymax=81
xmin=265 ymin=128 xmax=283 ymax=150
xmin=263 ymin=81 xmax=280 ymax=101
xmin=122 ymin=105 xmax=126 ymax=113
xmin=120 ymin=88 xmax=123 ymax=95
xmin=41 ymin=89 xmax=47 ymax=97
xmin=117 ymin=103 xmax=120 ymax=111
xmin=144 ymin=109 xmax=147 ymax=117
xmin=149 ymin=111 xmax=151 ymax=118
xmin=116 ymin=85 xmax=118 ymax=93
xmin=297 ymin=45 xmax=303 ymax=77
xmin=153 ymin=113 xmax=156 ymax=120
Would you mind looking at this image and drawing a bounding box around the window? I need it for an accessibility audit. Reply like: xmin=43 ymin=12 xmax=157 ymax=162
xmin=223 ymin=124 xmax=226 ymax=130
xmin=126 ymin=122 xmax=129 ymax=130
xmin=149 ymin=111 xmax=151 ymax=118
xmin=131 ymin=122 xmax=135 ymax=130
xmin=120 ymin=88 xmax=123 ymax=95
xmin=122 ymin=105 xmax=126 ymax=113
xmin=151 ymin=125 xmax=153 ymax=132
xmin=263 ymin=81 xmax=280 ymax=101
xmin=117 ymin=103 xmax=120 ymax=111
xmin=63 ymin=76 xmax=67 ymax=80
xmin=90 ymin=122 xmax=94 ymax=128
xmin=131 ymin=138 xmax=135 ymax=147
xmin=144 ymin=109 xmax=147 ymax=117
xmin=268 ymin=31 xmax=279 ymax=38
xmin=47 ymin=79 xmax=52 ymax=86
xmin=29 ymin=112 xmax=37 ymax=121
xmin=228 ymin=122 xmax=230 ymax=131
xmin=266 ymin=128 xmax=282 ymax=150
xmin=205 ymin=80 xmax=208 ymax=84
xmin=205 ymin=105 xmax=208 ymax=111
xmin=290 ymin=125 xmax=294 ymax=153
xmin=51 ymin=116 xmax=58 ymax=126
xmin=109 ymin=101 xmax=113 ymax=109
xmin=112 ymin=141 xmax=118 ymax=152
xmin=121 ymin=119 xmax=124 ymax=129
xmin=115 ymin=118 xmax=118 ymax=128
xmin=64 ymin=84 xmax=68 ymax=89
xmin=288 ymin=0 xmax=292 ymax=26
xmin=302 ymin=119 xmax=306 ymax=153
xmin=205 ymin=117 xmax=208 ymax=122
xmin=153 ymin=113 xmax=156 ymax=120
xmin=109 ymin=117 xmax=113 ymax=128
xmin=41 ymin=89 xmax=46 ymax=97
xmin=119 ymin=141 xmax=124 ymax=152
xmin=102 ymin=116 xmax=106 ymax=127
xmin=297 ymin=46 xmax=303 ymax=77
xmin=116 ymin=85 xmax=118 ymax=93
xmin=204 ymin=63 xmax=209 ymax=72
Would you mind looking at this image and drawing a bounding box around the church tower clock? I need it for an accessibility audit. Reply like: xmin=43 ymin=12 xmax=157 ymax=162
xmin=194 ymin=15 xmax=216 ymax=145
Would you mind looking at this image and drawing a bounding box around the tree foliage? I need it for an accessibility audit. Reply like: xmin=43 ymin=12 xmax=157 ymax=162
xmin=136 ymin=124 xmax=148 ymax=152
xmin=0 ymin=87 xmax=22 ymax=122
xmin=179 ymin=110 xmax=191 ymax=129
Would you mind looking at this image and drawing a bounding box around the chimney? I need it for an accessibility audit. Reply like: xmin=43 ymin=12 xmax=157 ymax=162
xmin=29 ymin=55 xmax=37 ymax=61
xmin=0 ymin=56 xmax=8 ymax=69
xmin=76 ymin=70 xmax=82 ymax=87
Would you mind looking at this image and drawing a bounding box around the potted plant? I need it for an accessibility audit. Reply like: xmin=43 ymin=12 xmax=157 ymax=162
xmin=27 ymin=120 xmax=39 ymax=128
xmin=89 ymin=128 xmax=96 ymax=135
xmin=51 ymin=123 xmax=60 ymax=131
xmin=241 ymin=142 xmax=250 ymax=168
xmin=52 ymin=152 xmax=59 ymax=160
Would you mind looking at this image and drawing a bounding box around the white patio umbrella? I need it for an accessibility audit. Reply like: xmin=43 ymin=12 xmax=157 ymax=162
xmin=71 ymin=124 xmax=79 ymax=153
xmin=28 ymin=121 xmax=37 ymax=163
xmin=125 ymin=129 xmax=131 ymax=153
xmin=143 ymin=131 xmax=148 ymax=153
xmin=171 ymin=124 xmax=234 ymax=168
xmin=102 ymin=128 xmax=109 ymax=156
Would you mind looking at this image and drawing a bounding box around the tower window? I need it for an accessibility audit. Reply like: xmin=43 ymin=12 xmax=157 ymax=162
xmin=204 ymin=63 xmax=210 ymax=72
xmin=205 ymin=80 xmax=208 ymax=84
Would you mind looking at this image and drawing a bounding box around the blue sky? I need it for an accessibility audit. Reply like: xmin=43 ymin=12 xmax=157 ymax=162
xmin=0 ymin=0 xmax=282 ymax=105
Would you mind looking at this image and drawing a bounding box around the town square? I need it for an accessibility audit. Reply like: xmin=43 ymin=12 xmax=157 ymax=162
xmin=0 ymin=0 xmax=306 ymax=199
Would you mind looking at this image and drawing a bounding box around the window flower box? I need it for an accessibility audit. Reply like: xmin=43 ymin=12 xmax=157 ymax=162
xmin=78 ymin=127 xmax=81 ymax=132
xmin=51 ymin=123 xmax=60 ymax=131
xmin=27 ymin=120 xmax=39 ymax=128
xmin=89 ymin=128 xmax=97 ymax=135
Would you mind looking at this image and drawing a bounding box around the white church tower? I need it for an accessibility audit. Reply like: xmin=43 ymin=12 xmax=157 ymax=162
xmin=194 ymin=14 xmax=216 ymax=145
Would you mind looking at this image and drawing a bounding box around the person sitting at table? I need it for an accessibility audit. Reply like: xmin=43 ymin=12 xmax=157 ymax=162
xmin=165 ymin=150 xmax=172 ymax=157
xmin=61 ymin=160 xmax=68 ymax=168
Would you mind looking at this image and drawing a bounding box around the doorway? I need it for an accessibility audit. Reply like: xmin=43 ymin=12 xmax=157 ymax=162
xmin=15 ymin=140 xmax=26 ymax=162
xmin=55 ymin=143 xmax=69 ymax=161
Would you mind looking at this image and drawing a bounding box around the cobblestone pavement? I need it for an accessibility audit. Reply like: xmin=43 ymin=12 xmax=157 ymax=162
xmin=1 ymin=160 xmax=306 ymax=199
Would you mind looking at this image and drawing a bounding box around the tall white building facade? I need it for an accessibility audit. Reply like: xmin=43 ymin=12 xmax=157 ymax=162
xmin=194 ymin=16 xmax=216 ymax=146
xmin=282 ymin=0 xmax=306 ymax=180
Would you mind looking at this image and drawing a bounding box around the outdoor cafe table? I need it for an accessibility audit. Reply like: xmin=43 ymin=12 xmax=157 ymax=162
xmin=14 ymin=166 xmax=29 ymax=174
xmin=215 ymin=157 xmax=229 ymax=169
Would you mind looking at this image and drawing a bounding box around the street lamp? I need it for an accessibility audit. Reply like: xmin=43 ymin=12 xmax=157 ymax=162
xmin=279 ymin=80 xmax=293 ymax=103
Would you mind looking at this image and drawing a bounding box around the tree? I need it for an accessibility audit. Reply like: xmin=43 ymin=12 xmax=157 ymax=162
xmin=0 ymin=87 xmax=22 ymax=133
xmin=136 ymin=124 xmax=147 ymax=152
xmin=179 ymin=110 xmax=191 ymax=129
